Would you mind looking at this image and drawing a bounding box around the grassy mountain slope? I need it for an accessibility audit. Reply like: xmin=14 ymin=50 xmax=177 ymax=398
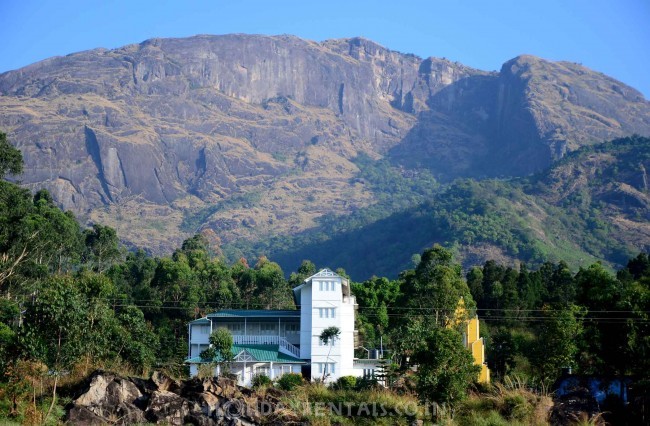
xmin=227 ymin=136 xmax=648 ymax=279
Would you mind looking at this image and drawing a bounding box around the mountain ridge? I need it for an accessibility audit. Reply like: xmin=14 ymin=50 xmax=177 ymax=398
xmin=0 ymin=34 xmax=649 ymax=260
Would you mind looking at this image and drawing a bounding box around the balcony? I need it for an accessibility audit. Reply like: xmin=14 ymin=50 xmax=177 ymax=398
xmin=233 ymin=335 xmax=301 ymax=359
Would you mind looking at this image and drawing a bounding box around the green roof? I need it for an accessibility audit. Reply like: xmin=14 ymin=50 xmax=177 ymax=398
xmin=189 ymin=317 xmax=211 ymax=324
xmin=207 ymin=309 xmax=300 ymax=318
xmin=186 ymin=344 xmax=305 ymax=364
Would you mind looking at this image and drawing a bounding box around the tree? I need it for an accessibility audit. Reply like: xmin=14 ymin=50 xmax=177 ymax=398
xmin=19 ymin=276 xmax=88 ymax=422
xmin=201 ymin=260 xmax=241 ymax=310
xmin=106 ymin=249 xmax=158 ymax=304
xmin=532 ymin=304 xmax=585 ymax=385
xmin=488 ymin=328 xmax=517 ymax=379
xmin=575 ymin=263 xmax=628 ymax=374
xmin=319 ymin=326 xmax=341 ymax=381
xmin=288 ymin=260 xmax=316 ymax=287
xmin=547 ymin=261 xmax=577 ymax=306
xmin=0 ymin=299 xmax=20 ymax=376
xmin=412 ymin=327 xmax=480 ymax=405
xmin=0 ymin=182 xmax=35 ymax=292
xmin=398 ymin=245 xmax=474 ymax=328
xmin=84 ymin=224 xmax=122 ymax=272
xmin=0 ymin=132 xmax=23 ymax=179
xmin=620 ymin=252 xmax=650 ymax=280
xmin=113 ymin=305 xmax=158 ymax=372
xmin=351 ymin=276 xmax=399 ymax=347
xmin=231 ymin=259 xmax=257 ymax=309
xmin=254 ymin=258 xmax=293 ymax=309
xmin=620 ymin=275 xmax=650 ymax=379
xmin=200 ymin=328 xmax=234 ymax=376
xmin=178 ymin=233 xmax=212 ymax=270
xmin=466 ymin=266 xmax=484 ymax=304
xmin=151 ymin=256 xmax=200 ymax=319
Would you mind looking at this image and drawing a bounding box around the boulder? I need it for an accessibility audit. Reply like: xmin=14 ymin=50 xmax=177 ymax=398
xmin=67 ymin=372 xmax=146 ymax=424
xmin=151 ymin=370 xmax=180 ymax=393
xmin=66 ymin=370 xmax=290 ymax=425
xmin=145 ymin=390 xmax=197 ymax=425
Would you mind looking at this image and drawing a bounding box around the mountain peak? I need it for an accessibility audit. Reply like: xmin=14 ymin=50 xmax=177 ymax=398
xmin=0 ymin=34 xmax=648 ymax=255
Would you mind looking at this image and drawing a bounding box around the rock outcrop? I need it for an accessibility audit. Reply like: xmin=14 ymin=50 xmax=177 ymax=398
xmin=66 ymin=370 xmax=291 ymax=425
xmin=0 ymin=34 xmax=649 ymax=253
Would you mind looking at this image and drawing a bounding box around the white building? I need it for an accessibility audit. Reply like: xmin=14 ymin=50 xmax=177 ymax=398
xmin=186 ymin=269 xmax=384 ymax=386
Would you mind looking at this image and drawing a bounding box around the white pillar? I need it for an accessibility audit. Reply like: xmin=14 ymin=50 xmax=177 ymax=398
xmin=270 ymin=362 xmax=274 ymax=379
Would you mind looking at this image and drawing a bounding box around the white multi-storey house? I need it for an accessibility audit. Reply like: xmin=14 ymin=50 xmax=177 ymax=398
xmin=186 ymin=269 xmax=382 ymax=385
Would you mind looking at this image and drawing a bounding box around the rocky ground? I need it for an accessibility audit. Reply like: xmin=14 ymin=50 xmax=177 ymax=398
xmin=66 ymin=371 xmax=295 ymax=425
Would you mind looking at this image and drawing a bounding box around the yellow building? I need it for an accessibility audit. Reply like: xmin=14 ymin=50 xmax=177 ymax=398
xmin=450 ymin=299 xmax=490 ymax=383
xmin=464 ymin=315 xmax=490 ymax=383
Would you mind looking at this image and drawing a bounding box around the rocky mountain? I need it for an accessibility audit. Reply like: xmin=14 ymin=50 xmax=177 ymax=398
xmin=1 ymin=34 xmax=649 ymax=259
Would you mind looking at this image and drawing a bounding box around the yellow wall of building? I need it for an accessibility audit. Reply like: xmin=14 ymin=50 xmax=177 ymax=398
xmin=452 ymin=299 xmax=490 ymax=383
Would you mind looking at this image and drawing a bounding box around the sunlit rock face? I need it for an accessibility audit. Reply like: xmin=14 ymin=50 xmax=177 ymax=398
xmin=1 ymin=34 xmax=648 ymax=253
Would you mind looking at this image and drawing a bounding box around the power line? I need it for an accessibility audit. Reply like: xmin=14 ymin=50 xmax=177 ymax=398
xmin=45 ymin=296 xmax=650 ymax=314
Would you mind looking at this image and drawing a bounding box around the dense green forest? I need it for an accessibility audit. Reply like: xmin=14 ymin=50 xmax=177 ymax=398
xmin=225 ymin=136 xmax=650 ymax=279
xmin=1 ymin=132 xmax=650 ymax=424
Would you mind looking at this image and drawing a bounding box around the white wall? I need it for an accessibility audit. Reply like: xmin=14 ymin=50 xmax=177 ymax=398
xmin=190 ymin=323 xmax=210 ymax=344
xmin=308 ymin=276 xmax=355 ymax=382
xmin=300 ymin=284 xmax=313 ymax=359
xmin=338 ymin=295 xmax=356 ymax=377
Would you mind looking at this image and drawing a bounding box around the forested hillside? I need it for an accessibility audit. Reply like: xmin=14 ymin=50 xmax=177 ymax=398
xmin=232 ymin=135 xmax=650 ymax=279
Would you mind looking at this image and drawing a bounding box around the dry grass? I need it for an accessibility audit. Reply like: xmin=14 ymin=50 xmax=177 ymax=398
xmin=273 ymin=382 xmax=423 ymax=425
xmin=446 ymin=376 xmax=553 ymax=426
xmin=568 ymin=411 xmax=607 ymax=426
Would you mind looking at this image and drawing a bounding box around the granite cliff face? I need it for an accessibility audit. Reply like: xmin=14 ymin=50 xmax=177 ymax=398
xmin=0 ymin=34 xmax=649 ymax=253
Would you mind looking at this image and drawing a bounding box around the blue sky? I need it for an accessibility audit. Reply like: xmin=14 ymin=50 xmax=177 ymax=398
xmin=1 ymin=0 xmax=649 ymax=97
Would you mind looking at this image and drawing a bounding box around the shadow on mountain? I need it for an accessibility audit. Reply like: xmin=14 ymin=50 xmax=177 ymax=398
xmin=388 ymin=74 xmax=497 ymax=180
xmin=387 ymin=72 xmax=551 ymax=179
xmin=263 ymin=204 xmax=437 ymax=280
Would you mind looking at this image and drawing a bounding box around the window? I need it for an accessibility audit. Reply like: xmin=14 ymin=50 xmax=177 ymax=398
xmin=317 ymin=362 xmax=336 ymax=375
xmin=260 ymin=323 xmax=275 ymax=334
xmin=200 ymin=325 xmax=209 ymax=334
xmin=191 ymin=344 xmax=210 ymax=357
xmin=285 ymin=323 xmax=299 ymax=334
xmin=318 ymin=281 xmax=336 ymax=291
xmin=318 ymin=336 xmax=335 ymax=347
xmin=227 ymin=323 xmax=242 ymax=333
xmin=363 ymin=369 xmax=375 ymax=379
xmin=255 ymin=366 xmax=270 ymax=376
xmin=318 ymin=308 xmax=336 ymax=319
xmin=281 ymin=365 xmax=293 ymax=374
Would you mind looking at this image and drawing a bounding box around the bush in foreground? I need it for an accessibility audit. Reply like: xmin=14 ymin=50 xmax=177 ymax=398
xmin=251 ymin=374 xmax=272 ymax=388
xmin=277 ymin=373 xmax=304 ymax=391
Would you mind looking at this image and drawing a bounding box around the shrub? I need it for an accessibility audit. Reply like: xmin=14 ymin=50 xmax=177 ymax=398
xmin=502 ymin=393 xmax=533 ymax=421
xmin=331 ymin=375 xmax=357 ymax=390
xmin=277 ymin=373 xmax=304 ymax=391
xmin=251 ymin=374 xmax=272 ymax=388
xmin=355 ymin=376 xmax=380 ymax=391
